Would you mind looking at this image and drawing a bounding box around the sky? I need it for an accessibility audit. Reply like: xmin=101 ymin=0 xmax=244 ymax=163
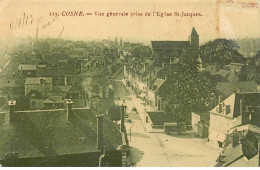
xmin=0 ymin=0 xmax=259 ymax=45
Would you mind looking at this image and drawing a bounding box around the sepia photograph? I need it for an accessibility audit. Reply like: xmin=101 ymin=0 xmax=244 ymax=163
xmin=0 ymin=0 xmax=259 ymax=167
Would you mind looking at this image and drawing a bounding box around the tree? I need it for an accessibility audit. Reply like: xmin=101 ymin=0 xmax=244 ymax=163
xmin=107 ymin=105 xmax=120 ymax=121
xmin=165 ymin=49 xmax=216 ymax=123
xmin=200 ymin=39 xmax=245 ymax=67
xmin=238 ymin=52 xmax=260 ymax=83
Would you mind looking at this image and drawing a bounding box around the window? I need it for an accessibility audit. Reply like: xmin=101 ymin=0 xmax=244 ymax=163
xmin=40 ymin=78 xmax=45 ymax=84
xmin=226 ymin=105 xmax=231 ymax=114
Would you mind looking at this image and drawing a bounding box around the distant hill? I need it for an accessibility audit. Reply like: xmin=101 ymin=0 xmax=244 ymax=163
xmin=234 ymin=38 xmax=260 ymax=58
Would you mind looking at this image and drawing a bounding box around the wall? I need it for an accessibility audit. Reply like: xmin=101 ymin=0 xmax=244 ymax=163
xmin=210 ymin=112 xmax=234 ymax=134
xmin=191 ymin=112 xmax=200 ymax=133
xmin=30 ymin=99 xmax=44 ymax=110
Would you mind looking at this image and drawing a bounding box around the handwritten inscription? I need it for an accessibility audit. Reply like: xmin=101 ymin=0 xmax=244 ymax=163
xmin=36 ymin=16 xmax=64 ymax=39
xmin=9 ymin=13 xmax=64 ymax=39
xmin=9 ymin=12 xmax=33 ymax=30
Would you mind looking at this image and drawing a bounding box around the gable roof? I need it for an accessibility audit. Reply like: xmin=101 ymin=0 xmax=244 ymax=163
xmin=150 ymin=78 xmax=166 ymax=92
xmin=52 ymin=85 xmax=72 ymax=93
xmin=18 ymin=64 xmax=37 ymax=71
xmin=26 ymin=90 xmax=43 ymax=99
xmin=151 ymin=41 xmax=189 ymax=50
xmin=216 ymin=81 xmax=258 ymax=99
xmin=213 ymin=70 xmax=230 ymax=78
xmin=212 ymin=70 xmax=239 ymax=82
xmin=43 ymin=96 xmax=64 ymax=104
xmin=25 ymin=77 xmax=52 ymax=85
xmin=0 ymin=108 xmax=122 ymax=160
xmin=147 ymin=111 xmax=176 ymax=125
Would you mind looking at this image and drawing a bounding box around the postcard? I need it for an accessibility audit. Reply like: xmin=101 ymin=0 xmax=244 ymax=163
xmin=0 ymin=0 xmax=259 ymax=167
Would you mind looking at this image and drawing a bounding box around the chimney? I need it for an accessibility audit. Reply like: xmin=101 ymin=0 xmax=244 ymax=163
xmin=165 ymin=74 xmax=168 ymax=80
xmin=218 ymin=103 xmax=222 ymax=113
xmin=240 ymin=99 xmax=243 ymax=115
xmin=218 ymin=95 xmax=222 ymax=104
xmin=242 ymin=105 xmax=249 ymax=125
xmin=218 ymin=152 xmax=225 ymax=163
xmin=8 ymin=100 xmax=16 ymax=124
xmin=120 ymin=105 xmax=126 ymax=132
xmin=65 ymin=99 xmax=73 ymax=121
xmin=64 ymin=76 xmax=67 ymax=86
xmin=240 ymin=137 xmax=247 ymax=145
xmin=232 ymin=130 xmax=239 ymax=148
xmin=96 ymin=114 xmax=104 ymax=151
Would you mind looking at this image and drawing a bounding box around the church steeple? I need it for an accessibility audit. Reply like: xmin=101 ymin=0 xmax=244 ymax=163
xmin=190 ymin=27 xmax=199 ymax=49
xmin=191 ymin=27 xmax=198 ymax=36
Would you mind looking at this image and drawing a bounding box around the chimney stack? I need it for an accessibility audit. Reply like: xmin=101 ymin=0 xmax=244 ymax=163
xmin=120 ymin=105 xmax=126 ymax=132
xmin=8 ymin=100 xmax=16 ymax=124
xmin=165 ymin=74 xmax=168 ymax=80
xmin=242 ymin=105 xmax=250 ymax=125
xmin=96 ymin=114 xmax=104 ymax=152
xmin=218 ymin=95 xmax=222 ymax=104
xmin=65 ymin=99 xmax=73 ymax=121
xmin=64 ymin=76 xmax=67 ymax=86
xmin=240 ymin=99 xmax=243 ymax=115
xmin=232 ymin=130 xmax=239 ymax=148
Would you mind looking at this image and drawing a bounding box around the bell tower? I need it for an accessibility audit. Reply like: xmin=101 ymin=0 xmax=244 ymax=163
xmin=189 ymin=27 xmax=199 ymax=49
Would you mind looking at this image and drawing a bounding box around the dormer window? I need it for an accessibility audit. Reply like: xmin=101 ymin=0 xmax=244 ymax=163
xmin=40 ymin=78 xmax=45 ymax=84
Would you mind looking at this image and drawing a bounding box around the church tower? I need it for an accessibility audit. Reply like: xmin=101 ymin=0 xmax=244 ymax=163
xmin=189 ymin=27 xmax=199 ymax=49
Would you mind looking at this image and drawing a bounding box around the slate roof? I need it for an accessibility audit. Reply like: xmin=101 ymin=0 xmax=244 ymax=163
xmin=191 ymin=27 xmax=199 ymax=36
xmin=151 ymin=41 xmax=189 ymax=50
xmin=216 ymin=139 xmax=258 ymax=167
xmin=25 ymin=77 xmax=52 ymax=85
xmin=213 ymin=70 xmax=230 ymax=78
xmin=212 ymin=70 xmax=239 ymax=82
xmin=52 ymin=85 xmax=72 ymax=93
xmin=44 ymin=67 xmax=75 ymax=77
xmin=228 ymin=154 xmax=258 ymax=167
xmin=150 ymin=78 xmax=166 ymax=92
xmin=147 ymin=111 xmax=176 ymax=125
xmin=0 ymin=108 xmax=122 ymax=160
xmin=43 ymin=96 xmax=64 ymax=104
xmin=26 ymin=90 xmax=43 ymax=99
xmin=216 ymin=81 xmax=258 ymax=99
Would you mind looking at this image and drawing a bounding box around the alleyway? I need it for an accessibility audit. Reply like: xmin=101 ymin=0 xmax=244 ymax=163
xmin=113 ymin=73 xmax=221 ymax=167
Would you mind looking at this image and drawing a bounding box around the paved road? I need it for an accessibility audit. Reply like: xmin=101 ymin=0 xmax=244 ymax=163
xmin=113 ymin=73 xmax=220 ymax=167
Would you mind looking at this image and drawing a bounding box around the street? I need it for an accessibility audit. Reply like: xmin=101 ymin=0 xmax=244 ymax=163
xmin=113 ymin=73 xmax=221 ymax=167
